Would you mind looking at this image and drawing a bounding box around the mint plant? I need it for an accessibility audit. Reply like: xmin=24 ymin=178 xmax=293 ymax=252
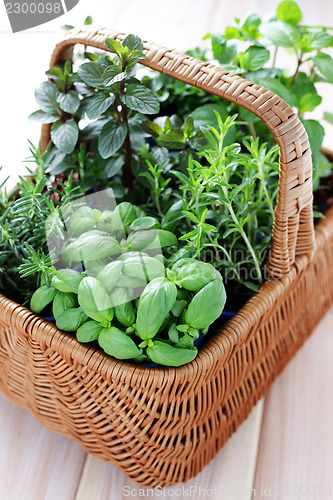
xmin=30 ymin=34 xmax=160 ymax=190
xmin=201 ymin=1 xmax=333 ymax=187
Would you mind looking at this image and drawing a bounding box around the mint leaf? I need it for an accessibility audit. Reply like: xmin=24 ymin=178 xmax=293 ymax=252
xmin=77 ymin=62 xmax=106 ymax=89
xmin=210 ymin=34 xmax=238 ymax=65
xmin=240 ymin=46 xmax=270 ymax=71
xmin=323 ymin=111 xmax=333 ymax=125
xmin=35 ymin=82 xmax=59 ymax=114
xmin=277 ymin=1 xmax=302 ymax=25
xmin=313 ymin=53 xmax=333 ymax=83
xmin=57 ymin=91 xmax=80 ymax=114
xmin=121 ymin=85 xmax=160 ymax=114
xmin=260 ymin=21 xmax=299 ymax=48
xmin=86 ymin=92 xmax=115 ymax=120
xmin=298 ymin=93 xmax=322 ymax=113
xmin=105 ymin=38 xmax=124 ymax=58
xmin=302 ymin=119 xmax=325 ymax=155
xmin=123 ymin=34 xmax=144 ymax=52
xmin=29 ymin=110 xmax=58 ymax=124
xmin=309 ymin=31 xmax=333 ymax=50
xmin=157 ymin=132 xmax=186 ymax=150
xmin=51 ymin=119 xmax=79 ymax=154
xmin=98 ymin=120 xmax=127 ymax=158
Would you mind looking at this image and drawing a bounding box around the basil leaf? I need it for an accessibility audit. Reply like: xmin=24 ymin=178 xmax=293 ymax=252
xmin=52 ymin=291 xmax=76 ymax=320
xmin=51 ymin=119 xmax=79 ymax=154
xmin=56 ymin=307 xmax=88 ymax=332
xmin=30 ymin=285 xmax=57 ymax=314
xmin=78 ymin=276 xmax=111 ymax=313
xmin=52 ymin=269 xmax=84 ymax=294
xmin=76 ymin=321 xmax=103 ymax=343
xmin=146 ymin=341 xmax=197 ymax=367
xmin=97 ymin=261 xmax=124 ymax=293
xmin=110 ymin=287 xmax=136 ymax=327
xmin=69 ymin=206 xmax=100 ymax=235
xmin=136 ymin=277 xmax=177 ymax=339
xmin=172 ymin=258 xmax=219 ymax=291
xmin=98 ymin=327 xmax=142 ymax=359
xmin=185 ymin=278 xmax=226 ymax=329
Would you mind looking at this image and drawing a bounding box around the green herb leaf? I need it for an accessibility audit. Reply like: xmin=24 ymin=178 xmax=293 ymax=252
xmin=35 ymin=81 xmax=59 ymax=113
xmin=156 ymin=131 xmax=186 ymax=149
xmin=120 ymin=84 xmax=160 ymax=114
xmin=77 ymin=62 xmax=106 ymax=89
xmin=240 ymin=46 xmax=270 ymax=71
xmin=57 ymin=91 xmax=81 ymax=114
xmin=302 ymin=119 xmax=325 ymax=155
xmin=30 ymin=285 xmax=57 ymax=314
xmin=102 ymin=65 xmax=123 ymax=86
xmin=136 ymin=277 xmax=177 ymax=339
xmin=86 ymin=91 xmax=115 ymax=119
xmin=146 ymin=341 xmax=197 ymax=367
xmin=277 ymin=1 xmax=302 ymax=25
xmin=78 ymin=276 xmax=111 ymax=312
xmin=105 ymin=38 xmax=124 ymax=57
xmin=29 ymin=110 xmax=58 ymax=124
xmin=324 ymin=111 xmax=333 ymax=125
xmin=51 ymin=119 xmax=79 ymax=154
xmin=56 ymin=307 xmax=88 ymax=332
xmin=210 ymin=34 xmax=238 ymax=65
xmin=313 ymin=53 xmax=333 ymax=83
xmin=77 ymin=321 xmax=103 ymax=343
xmin=84 ymin=16 xmax=93 ymax=25
xmin=98 ymin=120 xmax=127 ymax=159
xmin=260 ymin=21 xmax=299 ymax=48
xmin=123 ymin=34 xmax=144 ymax=52
xmin=185 ymin=277 xmax=226 ymax=329
xmin=98 ymin=326 xmax=142 ymax=359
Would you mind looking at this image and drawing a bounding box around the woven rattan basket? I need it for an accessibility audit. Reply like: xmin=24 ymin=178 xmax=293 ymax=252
xmin=1 ymin=28 xmax=333 ymax=488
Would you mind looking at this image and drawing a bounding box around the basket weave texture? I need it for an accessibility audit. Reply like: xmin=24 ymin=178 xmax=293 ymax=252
xmin=0 ymin=28 xmax=332 ymax=487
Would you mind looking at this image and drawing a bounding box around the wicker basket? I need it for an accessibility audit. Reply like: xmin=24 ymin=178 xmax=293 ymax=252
xmin=1 ymin=28 xmax=333 ymax=488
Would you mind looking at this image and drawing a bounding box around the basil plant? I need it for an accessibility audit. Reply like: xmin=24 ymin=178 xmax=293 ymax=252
xmin=29 ymin=197 xmax=226 ymax=367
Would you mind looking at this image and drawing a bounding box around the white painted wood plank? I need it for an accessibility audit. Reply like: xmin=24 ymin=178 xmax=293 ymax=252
xmin=75 ymin=399 xmax=264 ymax=500
xmin=0 ymin=396 xmax=86 ymax=500
xmin=254 ymin=307 xmax=333 ymax=495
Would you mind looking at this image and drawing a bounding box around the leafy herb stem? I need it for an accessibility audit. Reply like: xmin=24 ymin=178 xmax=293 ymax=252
xmin=119 ymin=79 xmax=133 ymax=189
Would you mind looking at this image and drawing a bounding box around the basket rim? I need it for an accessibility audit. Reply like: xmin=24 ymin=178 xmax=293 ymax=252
xmin=1 ymin=202 xmax=332 ymax=384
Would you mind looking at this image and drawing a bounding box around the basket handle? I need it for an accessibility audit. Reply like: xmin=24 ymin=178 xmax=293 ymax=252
xmin=41 ymin=27 xmax=316 ymax=278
